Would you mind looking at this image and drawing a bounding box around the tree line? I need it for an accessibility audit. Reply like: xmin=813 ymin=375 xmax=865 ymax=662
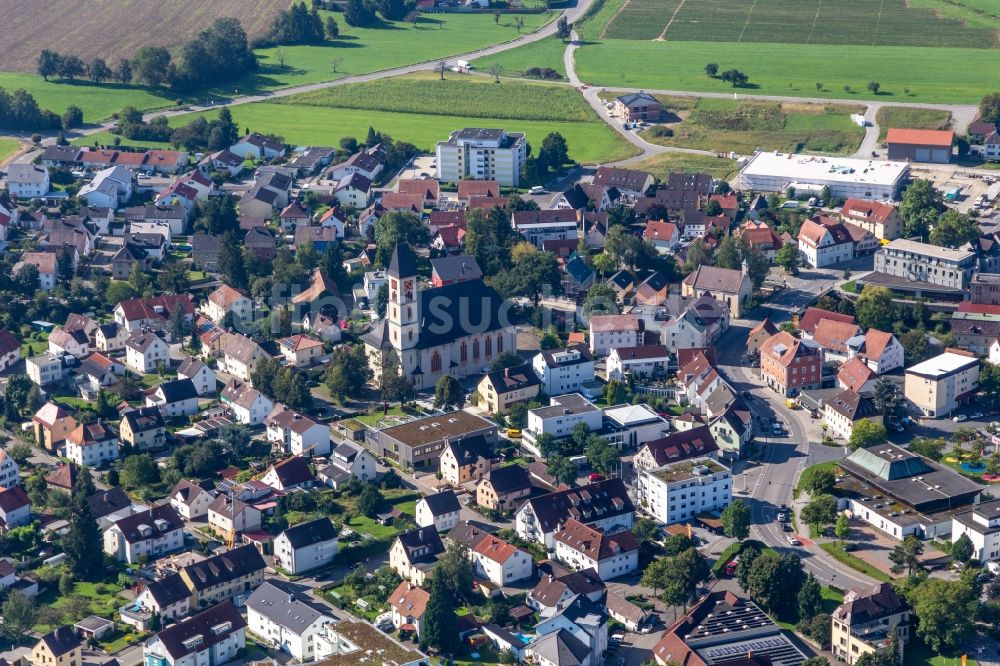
xmin=37 ymin=17 xmax=256 ymax=93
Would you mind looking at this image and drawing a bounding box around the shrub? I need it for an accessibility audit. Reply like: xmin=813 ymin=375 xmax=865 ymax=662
xmin=648 ymin=125 xmax=674 ymax=138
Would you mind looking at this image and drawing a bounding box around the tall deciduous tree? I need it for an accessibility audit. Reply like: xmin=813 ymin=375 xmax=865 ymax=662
xmin=848 ymin=419 xmax=887 ymax=450
xmin=434 ymin=375 xmax=464 ymax=409
xmin=909 ymin=578 xmax=976 ymax=652
xmin=721 ymin=499 xmax=750 ymax=541
xmin=888 ymin=535 xmax=925 ymax=576
xmin=854 ymin=285 xmax=895 ymax=332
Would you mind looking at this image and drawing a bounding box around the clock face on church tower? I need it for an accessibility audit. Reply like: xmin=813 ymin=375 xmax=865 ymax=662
xmin=403 ymin=279 xmax=414 ymax=301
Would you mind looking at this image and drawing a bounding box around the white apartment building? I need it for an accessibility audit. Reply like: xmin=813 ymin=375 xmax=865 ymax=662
xmin=553 ymin=519 xmax=639 ymax=581
xmin=436 ymin=128 xmax=527 ymax=187
xmin=143 ymin=602 xmax=246 ymax=666
xmin=526 ymin=393 xmax=603 ymax=443
xmin=952 ymin=498 xmax=1000 ymax=562
xmin=273 ymin=519 xmax=339 ymax=575
xmin=589 ymin=314 xmax=644 ymax=356
xmin=472 ymin=535 xmax=535 ymax=586
xmin=636 ymin=458 xmax=732 ymax=525
xmin=904 ymin=351 xmax=980 ymax=418
xmin=511 ymin=210 xmax=578 ymax=248
xmin=7 ymin=164 xmax=50 ymax=199
xmin=65 ymin=421 xmax=120 ymax=468
xmin=874 ymin=239 xmax=977 ymax=291
xmin=247 ymin=582 xmax=334 ymax=662
xmin=26 ymin=353 xmax=68 ymax=386
xmin=532 ymin=346 xmax=596 ymax=396
xmin=103 ymin=505 xmax=184 ymax=564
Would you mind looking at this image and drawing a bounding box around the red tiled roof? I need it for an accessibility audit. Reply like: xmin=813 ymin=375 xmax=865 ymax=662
xmin=885 ymin=128 xmax=954 ymax=147
xmin=798 ymin=307 xmax=855 ymax=335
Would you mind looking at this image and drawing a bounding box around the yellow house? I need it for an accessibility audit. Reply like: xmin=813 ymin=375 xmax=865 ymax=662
xmin=32 ymin=402 xmax=78 ymax=452
xmin=477 ymin=365 xmax=541 ymax=414
xmin=389 ymin=527 xmax=445 ymax=586
xmin=831 ymin=583 xmax=910 ymax=665
xmin=179 ymin=544 xmax=266 ymax=608
xmin=119 ymin=406 xmax=166 ymax=451
xmin=31 ymin=626 xmax=82 ymax=666
xmin=476 ymin=464 xmax=533 ymax=512
xmin=440 ymin=437 xmax=498 ymax=486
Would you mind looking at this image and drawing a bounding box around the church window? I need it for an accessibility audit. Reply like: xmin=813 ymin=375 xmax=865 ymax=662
xmin=473 ymin=339 xmax=480 ymax=360
xmin=408 ymin=331 xmax=413 ymax=342
xmin=392 ymin=307 xmax=397 ymax=319
xmin=485 ymin=337 xmax=492 ymax=358
xmin=431 ymin=352 xmax=442 ymax=373
xmin=497 ymin=334 xmax=503 ymax=353
xmin=460 ymin=341 xmax=467 ymax=363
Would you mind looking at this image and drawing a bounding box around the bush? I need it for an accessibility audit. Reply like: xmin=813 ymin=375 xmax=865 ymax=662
xmin=525 ymin=67 xmax=562 ymax=80
xmin=648 ymin=125 xmax=674 ymax=138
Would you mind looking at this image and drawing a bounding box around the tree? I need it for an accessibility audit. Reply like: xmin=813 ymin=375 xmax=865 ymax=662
xmin=56 ymin=54 xmax=86 ymax=80
xmin=714 ymin=235 xmax=743 ymax=270
xmin=704 ymin=63 xmax=718 ymax=77
xmin=437 ymin=60 xmax=447 ymax=81
xmin=632 ymin=517 xmax=661 ymax=545
xmin=835 ymin=512 xmax=850 ymax=543
xmin=872 ymin=378 xmax=899 ymax=418
xmin=899 ymin=179 xmax=944 ymax=239
xmin=721 ymin=69 xmax=749 ymax=87
xmin=640 ymin=557 xmax=671 ymax=597
xmin=854 ymin=286 xmax=895 ymax=332
xmin=983 ymin=362 xmax=1000 ymax=409
xmin=980 ymin=92 xmax=1000 ymax=125
xmin=357 ymin=484 xmax=384 ymax=517
xmin=888 ymin=535 xmax=925 ymax=576
xmin=37 ymin=50 xmax=61 ymax=81
xmin=89 ymin=58 xmax=112 ymax=84
xmin=121 ymin=453 xmax=160 ymax=489
xmin=434 ymin=375 xmax=464 ymax=409
xmin=900 ymin=325 xmax=930 ymax=365
xmin=0 ymin=591 xmax=35 ymax=643
xmin=378 ymin=349 xmax=414 ymax=405
xmin=435 ymin=542 xmax=475 ymax=599
xmin=547 ymin=456 xmax=578 ymax=486
xmin=745 ymin=550 xmax=804 ymax=619
xmin=6 ymin=443 xmax=32 ymax=465
xmin=63 ymin=470 xmax=102 ymax=579
xmin=422 ymin=576 xmax=459 ymax=653
xmin=218 ymin=230 xmax=248 ymax=289
xmin=325 ymin=15 xmax=340 ymax=39
xmin=775 ymin=242 xmax=800 ymax=274
xmin=539 ymin=132 xmax=569 ymax=169
xmin=488 ymin=63 xmax=502 ymax=84
xmin=798 ymin=573 xmax=823 ymax=619
xmin=801 ymin=494 xmax=838 ymax=530
xmin=721 ymin=500 xmax=751 ymax=541
xmin=61 ymin=105 xmax=83 ymax=130
xmin=115 ymin=58 xmax=133 ymax=84
xmin=374 ymin=212 xmax=429 ymax=267
xmin=324 ymin=344 xmax=373 ymax=402
xmin=556 ymin=16 xmax=572 ymax=41
xmin=929 ymin=209 xmax=978 ymax=248
xmin=804 ymin=468 xmax=836 ymax=495
xmin=604 ymin=379 xmax=628 ymax=405
xmin=663 ymin=548 xmax=711 ymax=610
xmin=952 ymin=533 xmax=974 ymax=566
xmin=868 ymin=81 xmax=881 ymax=94
xmin=848 ymin=418 xmax=887 ymax=450
xmin=131 ymin=46 xmax=172 ymax=87
xmin=685 ymin=238 xmax=709 ymax=272
xmin=4 ymin=374 xmax=36 ymax=419
xmin=909 ymin=578 xmax=976 ymax=652
xmin=585 ymin=436 xmax=620 ymax=476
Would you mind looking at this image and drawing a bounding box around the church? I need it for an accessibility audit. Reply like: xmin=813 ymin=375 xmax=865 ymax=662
xmin=362 ymin=244 xmax=518 ymax=390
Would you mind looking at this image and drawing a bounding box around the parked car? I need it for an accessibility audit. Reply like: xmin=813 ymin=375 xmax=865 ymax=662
xmin=787 ymin=536 xmax=801 ymax=546
xmin=954 ymin=414 xmax=968 ymax=422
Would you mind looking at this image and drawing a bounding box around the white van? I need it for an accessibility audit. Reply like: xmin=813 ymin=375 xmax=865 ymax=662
xmin=529 ymin=185 xmax=545 ymax=195
xmin=455 ymin=59 xmax=473 ymax=70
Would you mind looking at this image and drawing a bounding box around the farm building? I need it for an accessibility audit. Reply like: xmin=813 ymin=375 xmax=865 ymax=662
xmin=885 ymin=128 xmax=954 ymax=164
xmin=739 ymin=151 xmax=909 ymax=201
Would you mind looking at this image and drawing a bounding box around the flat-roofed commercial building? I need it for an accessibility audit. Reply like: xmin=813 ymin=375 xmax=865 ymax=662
xmin=904 ymin=350 xmax=979 ymax=418
xmin=365 ymin=411 xmax=498 ymax=470
xmin=739 ymin=151 xmax=909 ymax=200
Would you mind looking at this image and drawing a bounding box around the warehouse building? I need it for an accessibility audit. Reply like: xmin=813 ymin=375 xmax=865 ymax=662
xmin=885 ymin=128 xmax=954 ymax=164
xmin=739 ymin=151 xmax=909 ymax=200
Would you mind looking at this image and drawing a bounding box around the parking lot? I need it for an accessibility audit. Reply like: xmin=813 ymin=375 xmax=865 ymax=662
xmin=909 ymin=164 xmax=999 ymax=213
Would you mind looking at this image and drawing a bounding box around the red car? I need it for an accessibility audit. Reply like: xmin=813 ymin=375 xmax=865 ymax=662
xmin=588 ymin=473 xmax=606 ymax=482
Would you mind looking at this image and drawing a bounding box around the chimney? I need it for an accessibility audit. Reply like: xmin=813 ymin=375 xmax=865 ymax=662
xmin=504 ymin=367 xmax=511 ymax=380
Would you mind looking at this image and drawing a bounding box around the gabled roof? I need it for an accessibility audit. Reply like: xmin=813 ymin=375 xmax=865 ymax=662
xmin=66 ymin=420 xmax=116 ymax=447
xmin=170 ymin=479 xmax=210 ymax=507
xmin=111 ymin=504 xmax=184 ymax=544
xmin=760 ymin=331 xmax=820 ymax=367
xmin=840 ymin=198 xmax=897 ymax=225
xmin=640 ymin=425 xmax=719 ymax=467
xmin=681 ymin=265 xmax=747 ymax=295
xmin=885 ymin=128 xmax=954 ymax=147
xmin=143 ymin=573 xmax=190 ymax=608
xmin=528 ymin=629 xmax=590 ymax=666
xmin=473 ymin=534 xmax=525 ymax=565
xmin=45 ymin=462 xmax=78 ymax=491
xmin=180 ymin=544 xmax=265 ymax=590
xmin=38 ymin=626 xmax=81 ymax=658
xmin=444 ymin=436 xmax=496 ymax=467
xmin=431 ymin=254 xmax=483 ymax=283
xmin=246 ymin=581 xmax=330 ymax=634
xmin=553 ymin=518 xmax=638 ymax=561
xmin=154 ymin=378 xmax=198 ymax=404
xmin=483 ymin=364 xmax=540 ymax=395
xmin=593 ymin=166 xmax=652 ymax=193
xmin=480 ymin=464 xmax=533 ymax=494
xmin=154 ymin=601 xmax=246 ymax=660
xmin=798 ymin=307 xmax=855 ymax=335
xmin=208 ymin=285 xmax=249 ymax=310
xmin=396 ymin=527 xmax=446 ymax=562
xmin=825 ymin=389 xmax=878 ymax=422
xmin=87 ymin=486 xmax=133 ymax=520
xmin=589 ymin=314 xmax=642 ymax=333
xmin=266 ymin=456 xmax=314 ymax=488
xmin=0 ymin=487 xmax=30 ymax=513
xmin=389 ymin=581 xmax=430 ymax=620
xmin=864 ymin=329 xmax=895 ymax=360
xmin=838 ymin=357 xmax=877 ymax=393
xmin=419 ymin=490 xmax=461 ymax=517
xmin=521 ymin=478 xmax=633 ymax=534
xmin=280 ymin=518 xmax=338 ymax=549
xmin=812 ymin=319 xmax=861 ymax=353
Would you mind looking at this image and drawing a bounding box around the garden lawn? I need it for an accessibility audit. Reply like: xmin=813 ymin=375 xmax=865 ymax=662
xmin=5 ymin=11 xmax=553 ymax=121
xmin=643 ymin=99 xmax=864 ymax=155
xmin=347 ymin=514 xmax=399 ymax=541
xmin=34 ymin=581 xmax=127 ymax=633
xmin=820 ymin=542 xmax=894 ymax=583
xmin=904 ymin=637 xmax=977 ymax=666
xmin=108 ymin=100 xmax=636 ymax=164
xmin=625 ymin=152 xmax=739 ymax=181
xmin=876 ymin=107 xmax=953 ymax=140
xmin=794 ymin=460 xmax=842 ymax=498
xmin=471 ymin=37 xmax=568 ymax=79
xmin=573 ymin=40 xmax=1000 ymax=104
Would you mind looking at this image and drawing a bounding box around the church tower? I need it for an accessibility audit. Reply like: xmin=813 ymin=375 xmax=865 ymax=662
xmin=387 ymin=244 xmax=420 ymax=353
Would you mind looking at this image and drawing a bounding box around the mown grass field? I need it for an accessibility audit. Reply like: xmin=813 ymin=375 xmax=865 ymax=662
xmin=875 ymin=107 xmax=953 ymax=140
xmin=0 ymin=0 xmax=289 ymax=73
xmin=471 ymin=37 xmax=568 ymax=79
xmin=0 ymin=138 xmax=22 ymax=165
xmin=643 ymin=99 xmax=865 ymax=155
xmin=626 ymin=153 xmax=739 ymax=181
xmin=603 ymin=0 xmax=997 ymax=47
xmin=573 ymin=40 xmax=1000 ymax=104
xmin=2 ymin=11 xmax=550 ymax=121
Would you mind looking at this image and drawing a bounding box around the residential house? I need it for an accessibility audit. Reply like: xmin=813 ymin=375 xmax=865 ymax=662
xmin=511 ymin=209 xmax=577 ymax=249
xmin=0 ymin=329 xmax=20 ymax=373
xmin=553 ymin=519 xmax=639 ymax=581
xmin=592 ymin=166 xmax=654 ymax=200
xmin=27 ymin=352 xmax=69 ymax=387
xmin=515 ymin=478 xmax=634 ymax=550
xmin=65 ymin=420 xmax=119 ymax=468
xmin=636 ymin=457 xmax=731 ymax=525
xmin=145 ymin=378 xmax=199 ymax=418
xmin=103 ymin=504 xmax=184 ymax=564
xmin=206 ymin=497 xmax=263 ymax=544
xmin=840 ymin=199 xmax=903 ymax=240
xmin=317 ymin=206 xmax=347 ymax=237
xmin=334 ymin=173 xmax=372 ymax=208
xmin=798 ymin=307 xmax=856 ymax=339
xmin=8 ymin=164 xmax=50 ymax=199
xmin=812 ymin=319 xmax=862 ymax=363
xmin=279 ymin=200 xmax=312 ymax=232
xmin=476 ymin=364 xmax=541 ymax=414
xmin=273 ymin=518 xmax=339 ymax=575
xmin=95 ymin=322 xmax=126 ymax=353
xmin=48 ymin=326 xmax=90 ymax=359
xmin=415 ymin=490 xmax=462 ymax=533
xmin=390 ymin=527 xmax=446 ymax=585
xmin=45 ymin=462 xmax=79 ymax=495
xmin=111 ymin=242 xmax=152 ymax=279
xmin=526 ymin=394 xmax=603 ymax=446
xmin=831 ymin=583 xmax=911 ymax=665
xmin=191 ymin=233 xmax=222 ymax=271
xmin=473 ymin=534 xmax=534 ymax=586
xmin=293 ymin=225 xmax=337 ymax=253
xmin=0 ymin=450 xmax=20 ymax=490
xmin=607 ymin=345 xmax=669 ymax=381
xmin=277 ymin=334 xmax=324 ymax=368
xmin=203 ymin=285 xmax=253 ymax=326
xmin=632 ymin=425 xmax=720 ymax=473
xmin=169 ymin=479 xmax=214 ymax=520
xmin=33 ymin=402 xmax=78 ymax=452
xmin=477 ymin=464 xmax=533 ymax=512
xmin=302 ymin=312 xmax=342 ymax=343
xmin=531 ymin=594 xmax=609 ymax=665
xmin=243 ymin=225 xmax=277 ymax=262
xmin=327 ymin=145 xmax=385 ymax=181
xmin=0 ymin=486 xmax=30 ymax=531
xmin=565 ymin=256 xmax=595 ymax=296
xmin=389 ymin=582 xmax=430 ymax=640
xmin=439 ymin=437 xmax=498 ymax=486
xmin=221 ymin=380 xmax=274 ymax=425
xmin=317 ymin=442 xmax=376 ymax=489
xmin=260 ymin=456 xmax=315 ymax=491
xmin=457 ymin=179 xmax=500 ymax=202
xmin=231 ymin=133 xmax=286 ymax=160
xmin=904 ymin=350 xmax=979 ymax=418
xmin=78 ymin=166 xmax=133 ymax=209
xmin=143 ymin=602 xmax=246 ymax=666
xmin=220 ymin=335 xmax=267 ymax=382
xmin=120 ymin=406 xmax=166 ymax=452
xmin=247 ymin=582 xmax=333 ymax=662
xmin=760 ymin=331 xmax=823 ymax=396
xmin=30 ymin=627 xmax=81 ymax=666
xmin=837 ymin=357 xmax=878 ymax=395
xmin=680 ymin=265 xmax=753 ymax=318
xmin=527 ymin=565 xmax=606 ymax=614
xmin=366 ymin=411 xmax=499 ymax=471
xmin=847 ymin=328 xmax=904 ymax=374
xmin=114 ymin=295 xmax=194 ymax=336
xmin=122 ymin=574 xmax=191 ymax=631
xmin=430 ymin=255 xmax=483 ymax=287
xmin=643 ymin=220 xmax=679 ymax=253
xmin=588 ymin=315 xmax=643 ymax=357
xmin=265 ymin=405 xmax=330 ymax=456
xmin=798 ymin=217 xmax=855 ymax=268
xmin=824 ymin=389 xmax=881 ymax=441
xmin=177 ymin=357 xmax=217 ymax=396
xmin=743 ymin=225 xmax=784 ymax=261
xmin=12 ymin=251 xmax=57 ymax=290
xmin=612 ymin=91 xmax=661 ymax=122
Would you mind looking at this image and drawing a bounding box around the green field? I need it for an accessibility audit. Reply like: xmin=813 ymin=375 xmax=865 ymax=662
xmin=2 ymin=11 xmax=552 ymax=122
xmin=0 ymin=138 xmax=22 ymax=165
xmin=875 ymin=107 xmax=953 ymax=140
xmin=603 ymin=0 xmax=997 ymax=47
xmin=84 ymin=75 xmax=637 ymax=164
xmin=573 ymin=40 xmax=1000 ymax=104
xmin=471 ymin=37 xmax=568 ymax=79
xmin=627 ymin=152 xmax=739 ymax=181
xmin=908 ymin=0 xmax=1000 ymax=29
xmin=643 ymin=99 xmax=864 ymax=155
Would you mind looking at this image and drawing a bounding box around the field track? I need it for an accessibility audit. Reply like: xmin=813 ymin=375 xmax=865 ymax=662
xmin=0 ymin=0 xmax=291 ymax=73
